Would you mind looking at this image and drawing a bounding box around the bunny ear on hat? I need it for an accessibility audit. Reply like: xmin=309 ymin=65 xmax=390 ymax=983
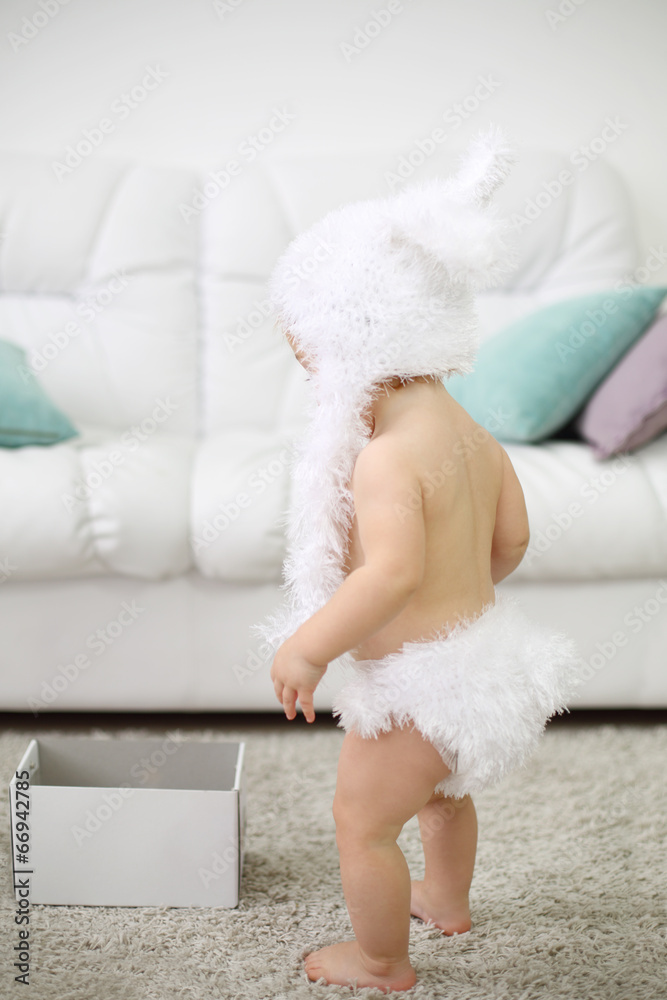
xmin=388 ymin=126 xmax=518 ymax=290
xmin=444 ymin=123 xmax=516 ymax=207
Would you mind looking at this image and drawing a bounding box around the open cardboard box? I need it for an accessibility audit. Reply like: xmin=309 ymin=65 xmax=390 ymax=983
xmin=9 ymin=736 xmax=245 ymax=907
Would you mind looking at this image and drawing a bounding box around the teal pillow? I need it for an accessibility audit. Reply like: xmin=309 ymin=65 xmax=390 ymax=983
xmin=0 ymin=339 xmax=78 ymax=447
xmin=446 ymin=286 xmax=667 ymax=442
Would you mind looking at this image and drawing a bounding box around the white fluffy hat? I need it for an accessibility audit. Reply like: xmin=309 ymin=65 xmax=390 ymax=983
xmin=254 ymin=126 xmax=517 ymax=658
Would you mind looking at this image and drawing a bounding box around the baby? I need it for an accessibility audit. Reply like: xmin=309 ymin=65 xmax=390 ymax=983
xmin=255 ymin=127 xmax=582 ymax=992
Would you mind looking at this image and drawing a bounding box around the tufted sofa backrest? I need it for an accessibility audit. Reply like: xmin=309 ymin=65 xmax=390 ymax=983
xmin=0 ymin=150 xmax=199 ymax=436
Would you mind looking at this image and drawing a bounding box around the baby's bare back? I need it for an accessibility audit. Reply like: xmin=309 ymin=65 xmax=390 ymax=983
xmin=346 ymin=384 xmax=529 ymax=661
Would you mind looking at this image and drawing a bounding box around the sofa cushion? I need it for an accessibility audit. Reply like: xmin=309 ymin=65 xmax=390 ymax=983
xmin=445 ymin=286 xmax=667 ymax=442
xmin=191 ymin=428 xmax=294 ymax=583
xmin=0 ymin=429 xmax=195 ymax=580
xmin=508 ymin=436 xmax=667 ymax=581
xmin=576 ymin=314 xmax=667 ymax=457
xmin=0 ymin=339 xmax=78 ymax=447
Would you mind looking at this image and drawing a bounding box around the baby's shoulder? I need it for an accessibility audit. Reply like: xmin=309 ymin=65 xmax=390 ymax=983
xmin=356 ymin=429 xmax=416 ymax=464
xmin=351 ymin=433 xmax=419 ymax=490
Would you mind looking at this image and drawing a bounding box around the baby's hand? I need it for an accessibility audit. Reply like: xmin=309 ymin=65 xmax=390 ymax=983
xmin=270 ymin=641 xmax=327 ymax=723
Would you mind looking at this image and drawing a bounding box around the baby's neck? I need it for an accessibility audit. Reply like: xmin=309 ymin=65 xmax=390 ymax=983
xmin=364 ymin=375 xmax=446 ymax=436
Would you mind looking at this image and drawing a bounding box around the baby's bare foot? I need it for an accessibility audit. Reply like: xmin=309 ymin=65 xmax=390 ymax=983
xmin=410 ymin=880 xmax=471 ymax=936
xmin=305 ymin=940 xmax=416 ymax=993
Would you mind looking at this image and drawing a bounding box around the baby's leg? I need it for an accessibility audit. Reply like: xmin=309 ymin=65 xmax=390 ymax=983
xmin=411 ymin=791 xmax=477 ymax=934
xmin=304 ymin=724 xmax=451 ymax=993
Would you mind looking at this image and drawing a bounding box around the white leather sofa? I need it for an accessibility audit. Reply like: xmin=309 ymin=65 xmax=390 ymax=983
xmin=1 ymin=144 xmax=666 ymax=714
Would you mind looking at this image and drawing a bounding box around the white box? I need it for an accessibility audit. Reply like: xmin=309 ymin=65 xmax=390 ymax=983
xmin=9 ymin=736 xmax=246 ymax=907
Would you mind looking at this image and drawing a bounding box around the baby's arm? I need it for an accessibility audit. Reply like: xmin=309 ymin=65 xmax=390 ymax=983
xmin=270 ymin=440 xmax=425 ymax=721
xmin=490 ymin=446 xmax=530 ymax=584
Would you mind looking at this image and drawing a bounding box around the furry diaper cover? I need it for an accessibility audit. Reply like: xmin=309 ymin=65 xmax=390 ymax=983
xmin=332 ymin=590 xmax=585 ymax=798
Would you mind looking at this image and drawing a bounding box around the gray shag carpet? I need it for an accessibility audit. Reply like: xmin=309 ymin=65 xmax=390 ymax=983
xmin=1 ymin=715 xmax=666 ymax=1000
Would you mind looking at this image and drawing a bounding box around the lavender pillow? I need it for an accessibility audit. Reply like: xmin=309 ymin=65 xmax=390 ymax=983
xmin=576 ymin=314 xmax=667 ymax=458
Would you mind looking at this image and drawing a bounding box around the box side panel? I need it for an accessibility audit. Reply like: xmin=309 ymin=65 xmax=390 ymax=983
xmin=29 ymin=787 xmax=240 ymax=907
